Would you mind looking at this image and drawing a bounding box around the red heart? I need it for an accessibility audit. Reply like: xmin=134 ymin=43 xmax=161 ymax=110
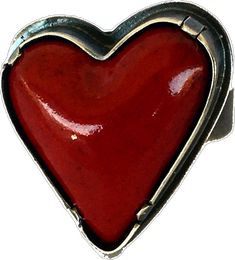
xmin=7 ymin=24 xmax=210 ymax=247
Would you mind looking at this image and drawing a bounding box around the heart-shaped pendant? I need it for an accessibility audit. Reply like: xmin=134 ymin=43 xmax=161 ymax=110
xmin=1 ymin=2 xmax=233 ymax=258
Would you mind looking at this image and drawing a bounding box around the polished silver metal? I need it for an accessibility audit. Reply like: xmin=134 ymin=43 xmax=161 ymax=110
xmin=1 ymin=2 xmax=233 ymax=258
xmin=181 ymin=16 xmax=205 ymax=38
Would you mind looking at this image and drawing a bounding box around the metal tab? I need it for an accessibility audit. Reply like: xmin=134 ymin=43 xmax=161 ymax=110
xmin=136 ymin=203 xmax=154 ymax=222
xmin=69 ymin=206 xmax=83 ymax=227
xmin=7 ymin=47 xmax=21 ymax=66
xmin=181 ymin=16 xmax=205 ymax=38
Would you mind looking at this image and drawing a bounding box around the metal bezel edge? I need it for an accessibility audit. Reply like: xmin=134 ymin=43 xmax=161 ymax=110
xmin=1 ymin=2 xmax=233 ymax=258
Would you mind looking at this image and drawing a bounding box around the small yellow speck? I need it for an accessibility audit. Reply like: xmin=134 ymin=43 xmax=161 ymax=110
xmin=71 ymin=134 xmax=78 ymax=140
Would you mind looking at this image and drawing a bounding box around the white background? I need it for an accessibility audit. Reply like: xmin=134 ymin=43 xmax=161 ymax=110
xmin=0 ymin=1 xmax=234 ymax=259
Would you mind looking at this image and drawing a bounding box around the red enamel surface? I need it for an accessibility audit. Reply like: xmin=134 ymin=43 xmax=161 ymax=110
xmin=8 ymin=25 xmax=210 ymax=246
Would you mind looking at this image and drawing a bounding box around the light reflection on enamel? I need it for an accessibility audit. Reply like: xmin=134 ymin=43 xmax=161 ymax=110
xmin=19 ymin=75 xmax=103 ymax=137
xmin=71 ymin=134 xmax=78 ymax=140
xmin=39 ymin=101 xmax=103 ymax=136
xmin=169 ymin=67 xmax=202 ymax=96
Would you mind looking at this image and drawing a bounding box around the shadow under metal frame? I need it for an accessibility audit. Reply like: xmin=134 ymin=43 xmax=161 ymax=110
xmin=1 ymin=2 xmax=233 ymax=258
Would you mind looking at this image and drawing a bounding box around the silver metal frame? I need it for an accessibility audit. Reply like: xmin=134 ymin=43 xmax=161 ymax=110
xmin=1 ymin=2 xmax=233 ymax=258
